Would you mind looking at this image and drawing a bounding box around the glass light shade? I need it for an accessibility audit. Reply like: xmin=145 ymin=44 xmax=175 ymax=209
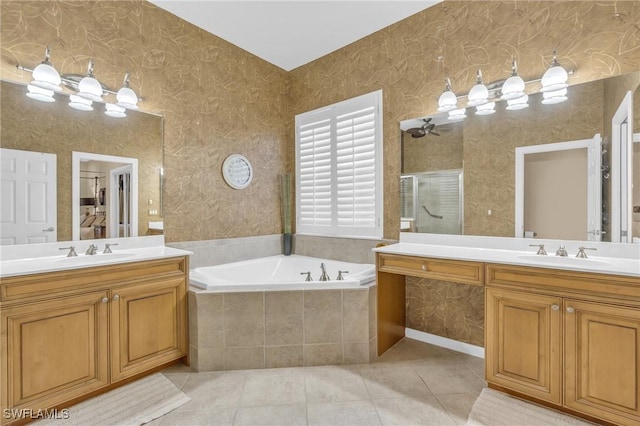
xmin=68 ymin=94 xmax=93 ymax=111
xmin=541 ymin=88 xmax=568 ymax=105
xmin=448 ymin=108 xmax=467 ymax=121
xmin=31 ymin=62 xmax=62 ymax=92
xmin=506 ymin=94 xmax=529 ymax=110
xmin=437 ymin=90 xmax=457 ymax=112
xmin=26 ymin=84 xmax=55 ymax=103
xmin=467 ymin=83 xmax=489 ymax=107
xmin=541 ymin=65 xmax=568 ymax=92
xmin=105 ymin=103 xmax=126 ymax=118
xmin=116 ymin=86 xmax=139 ymax=110
xmin=500 ymin=75 xmax=525 ymax=100
xmin=475 ymin=101 xmax=496 ymax=115
xmin=77 ymin=76 xmax=104 ymax=101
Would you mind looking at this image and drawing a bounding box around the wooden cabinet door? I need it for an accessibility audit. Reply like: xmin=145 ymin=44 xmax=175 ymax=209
xmin=110 ymin=277 xmax=187 ymax=382
xmin=486 ymin=288 xmax=562 ymax=404
xmin=565 ymin=299 xmax=640 ymax=425
xmin=1 ymin=291 xmax=109 ymax=415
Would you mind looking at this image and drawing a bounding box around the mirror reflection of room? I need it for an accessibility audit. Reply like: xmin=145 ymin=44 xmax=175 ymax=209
xmin=400 ymin=70 xmax=640 ymax=243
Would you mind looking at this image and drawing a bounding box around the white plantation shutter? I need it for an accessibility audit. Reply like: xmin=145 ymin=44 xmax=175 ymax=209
xmin=295 ymin=90 xmax=383 ymax=239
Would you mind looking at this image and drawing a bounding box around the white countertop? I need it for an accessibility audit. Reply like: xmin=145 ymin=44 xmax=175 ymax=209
xmin=374 ymin=233 xmax=640 ymax=278
xmin=0 ymin=236 xmax=192 ymax=278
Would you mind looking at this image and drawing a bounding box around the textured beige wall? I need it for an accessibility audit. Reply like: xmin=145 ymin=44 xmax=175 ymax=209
xmin=0 ymin=0 xmax=289 ymax=243
xmin=402 ymin=123 xmax=463 ymax=174
xmin=1 ymin=80 xmax=162 ymax=240
xmin=288 ymin=1 xmax=640 ymax=239
xmin=2 ymin=1 xmax=638 ymax=243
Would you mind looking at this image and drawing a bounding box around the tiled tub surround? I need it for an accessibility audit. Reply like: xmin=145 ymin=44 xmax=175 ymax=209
xmin=188 ymin=286 xmax=377 ymax=371
xmin=294 ymin=235 xmax=396 ymax=264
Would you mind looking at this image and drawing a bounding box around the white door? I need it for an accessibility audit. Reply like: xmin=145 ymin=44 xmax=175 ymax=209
xmin=515 ymin=134 xmax=602 ymax=241
xmin=109 ymin=164 xmax=134 ymax=238
xmin=0 ymin=148 xmax=57 ymax=245
xmin=611 ymin=91 xmax=633 ymax=242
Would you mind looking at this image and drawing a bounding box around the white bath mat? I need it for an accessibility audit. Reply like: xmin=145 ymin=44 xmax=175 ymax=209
xmin=466 ymin=388 xmax=594 ymax=426
xmin=36 ymin=373 xmax=189 ymax=425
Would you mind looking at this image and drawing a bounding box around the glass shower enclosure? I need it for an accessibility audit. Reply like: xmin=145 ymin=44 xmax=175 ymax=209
xmin=400 ymin=169 xmax=463 ymax=234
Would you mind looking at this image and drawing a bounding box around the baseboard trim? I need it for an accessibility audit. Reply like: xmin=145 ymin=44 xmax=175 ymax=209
xmin=405 ymin=328 xmax=485 ymax=359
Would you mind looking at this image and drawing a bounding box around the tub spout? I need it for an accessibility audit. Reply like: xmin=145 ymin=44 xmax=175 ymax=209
xmin=319 ymin=263 xmax=330 ymax=281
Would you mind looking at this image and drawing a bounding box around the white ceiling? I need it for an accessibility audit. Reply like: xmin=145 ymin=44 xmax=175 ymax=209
xmin=148 ymin=1 xmax=441 ymax=71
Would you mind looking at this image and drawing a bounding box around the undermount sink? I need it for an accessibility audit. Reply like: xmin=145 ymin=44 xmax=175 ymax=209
xmin=517 ymin=254 xmax=612 ymax=267
xmin=54 ymin=252 xmax=136 ymax=264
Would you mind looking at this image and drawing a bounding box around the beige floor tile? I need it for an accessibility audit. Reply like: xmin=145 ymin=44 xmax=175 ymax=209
xmin=375 ymin=338 xmax=459 ymax=363
xmin=178 ymin=371 xmax=247 ymax=410
xmin=359 ymin=363 xmax=432 ymax=398
xmin=373 ymin=395 xmax=457 ymax=426
xmin=464 ymin=356 xmax=485 ymax=380
xmin=436 ymin=393 xmax=479 ymax=425
xmin=413 ymin=363 xmax=486 ymax=396
xmin=158 ymin=407 xmax=237 ymax=426
xmin=304 ymin=365 xmax=369 ymax=403
xmin=162 ymin=373 xmax=190 ymax=390
xmin=161 ymin=363 xmax=195 ymax=374
xmin=307 ymin=400 xmax=382 ymax=426
xmin=240 ymin=368 xmax=306 ymax=406
xmin=233 ymin=404 xmax=307 ymax=426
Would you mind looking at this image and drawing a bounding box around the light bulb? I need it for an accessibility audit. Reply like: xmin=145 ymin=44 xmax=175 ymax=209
xmin=69 ymin=94 xmax=93 ymax=111
xmin=506 ymin=94 xmax=529 ymax=110
xmin=475 ymin=102 xmax=496 ymax=116
xmin=26 ymin=84 xmax=55 ymax=103
xmin=77 ymin=60 xmax=104 ymax=102
xmin=448 ymin=108 xmax=467 ymax=121
xmin=116 ymin=73 xmax=139 ymax=110
xmin=541 ymin=88 xmax=568 ymax=104
xmin=30 ymin=47 xmax=62 ymax=92
xmin=437 ymin=78 xmax=457 ymax=112
xmin=105 ymin=103 xmax=126 ymax=118
xmin=467 ymin=69 xmax=489 ymax=107
xmin=501 ymin=59 xmax=525 ymax=100
xmin=541 ymin=49 xmax=568 ymax=93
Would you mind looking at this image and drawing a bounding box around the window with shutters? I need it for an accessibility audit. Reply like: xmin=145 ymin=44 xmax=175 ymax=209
xmin=295 ymin=90 xmax=383 ymax=239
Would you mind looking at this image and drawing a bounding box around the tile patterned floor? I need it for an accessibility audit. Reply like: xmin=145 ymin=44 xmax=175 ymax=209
xmin=153 ymin=338 xmax=486 ymax=425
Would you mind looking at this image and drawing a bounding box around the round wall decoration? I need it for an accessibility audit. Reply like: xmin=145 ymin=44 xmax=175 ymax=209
xmin=222 ymin=154 xmax=253 ymax=189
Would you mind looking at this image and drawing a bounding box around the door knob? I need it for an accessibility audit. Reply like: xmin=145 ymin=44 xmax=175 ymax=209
xmin=113 ymin=294 xmax=120 ymax=301
xmin=42 ymin=227 xmax=55 ymax=232
xmin=551 ymin=304 xmax=559 ymax=311
xmin=101 ymin=297 xmax=109 ymax=303
xmin=566 ymin=307 xmax=575 ymax=313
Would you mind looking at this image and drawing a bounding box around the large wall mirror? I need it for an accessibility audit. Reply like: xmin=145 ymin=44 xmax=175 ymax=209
xmin=400 ymin=70 xmax=640 ymax=243
xmin=0 ymin=80 xmax=163 ymax=244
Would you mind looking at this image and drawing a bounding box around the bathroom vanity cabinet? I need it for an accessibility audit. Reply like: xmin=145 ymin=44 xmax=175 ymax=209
xmin=0 ymin=256 xmax=188 ymax=425
xmin=485 ymin=264 xmax=640 ymax=426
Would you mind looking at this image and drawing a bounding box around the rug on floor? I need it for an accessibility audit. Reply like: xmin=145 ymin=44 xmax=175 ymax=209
xmin=36 ymin=373 xmax=189 ymax=425
xmin=466 ymin=388 xmax=593 ymax=426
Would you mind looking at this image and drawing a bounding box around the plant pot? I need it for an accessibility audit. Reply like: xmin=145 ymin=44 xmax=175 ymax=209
xmin=283 ymin=233 xmax=292 ymax=256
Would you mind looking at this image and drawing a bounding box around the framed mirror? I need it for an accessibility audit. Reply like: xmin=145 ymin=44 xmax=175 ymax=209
xmin=400 ymin=70 xmax=640 ymax=243
xmin=0 ymin=79 xmax=163 ymax=244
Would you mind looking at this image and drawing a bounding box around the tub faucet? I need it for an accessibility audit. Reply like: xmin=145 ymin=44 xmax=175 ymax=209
xmin=336 ymin=270 xmax=349 ymax=280
xmin=300 ymin=271 xmax=313 ymax=281
xmin=319 ymin=263 xmax=330 ymax=281
xmin=86 ymin=244 xmax=98 ymax=255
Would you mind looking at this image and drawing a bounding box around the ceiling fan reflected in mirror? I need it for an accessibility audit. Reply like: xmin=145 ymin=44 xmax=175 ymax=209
xmin=406 ymin=117 xmax=441 ymax=138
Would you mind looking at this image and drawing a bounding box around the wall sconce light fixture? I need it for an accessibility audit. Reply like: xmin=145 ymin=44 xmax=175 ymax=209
xmin=439 ymin=49 xmax=571 ymax=121
xmin=17 ymin=46 xmax=141 ymax=118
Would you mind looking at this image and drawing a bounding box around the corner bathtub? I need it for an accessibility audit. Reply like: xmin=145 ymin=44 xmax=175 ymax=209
xmin=189 ymin=254 xmax=375 ymax=292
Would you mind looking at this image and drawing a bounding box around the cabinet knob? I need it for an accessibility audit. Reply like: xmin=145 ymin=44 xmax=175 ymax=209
xmin=421 ymin=264 xmax=427 ymax=271
xmin=101 ymin=297 xmax=109 ymax=304
xmin=551 ymin=304 xmax=559 ymax=311
xmin=566 ymin=306 xmax=575 ymax=313
xmin=113 ymin=294 xmax=120 ymax=301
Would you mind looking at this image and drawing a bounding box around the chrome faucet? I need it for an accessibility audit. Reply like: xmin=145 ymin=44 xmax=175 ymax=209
xmin=103 ymin=243 xmax=119 ymax=254
xmin=85 ymin=244 xmax=98 ymax=255
xmin=529 ymin=244 xmax=547 ymax=255
xmin=576 ymin=246 xmax=597 ymax=258
xmin=336 ymin=270 xmax=349 ymax=280
xmin=319 ymin=263 xmax=330 ymax=281
xmin=300 ymin=271 xmax=313 ymax=281
xmin=555 ymin=244 xmax=568 ymax=257
xmin=59 ymin=246 xmax=77 ymax=257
